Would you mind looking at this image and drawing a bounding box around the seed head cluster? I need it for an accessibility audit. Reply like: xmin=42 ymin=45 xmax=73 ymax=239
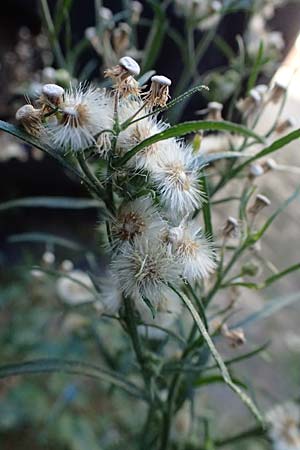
xmin=16 ymin=56 xmax=217 ymax=337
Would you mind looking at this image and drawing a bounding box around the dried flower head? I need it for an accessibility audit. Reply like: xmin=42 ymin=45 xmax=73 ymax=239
xmin=15 ymin=104 xmax=42 ymax=136
xmin=267 ymin=402 xmax=300 ymax=450
xmin=221 ymin=323 xmax=246 ymax=348
xmin=236 ymin=88 xmax=262 ymax=117
xmin=169 ymin=220 xmax=216 ymax=281
xmin=112 ymin=23 xmax=131 ymax=57
xmin=207 ymin=101 xmax=223 ymax=121
xmin=144 ymin=75 xmax=172 ymax=108
xmin=104 ymin=56 xmax=141 ymax=97
xmin=222 ymin=216 xmax=239 ymax=238
xmin=111 ymin=237 xmax=179 ymax=307
xmin=268 ymin=80 xmax=288 ymax=104
xmin=248 ymin=163 xmax=265 ymax=178
xmin=248 ymin=194 xmax=271 ymax=215
xmin=276 ymin=117 xmax=296 ymax=134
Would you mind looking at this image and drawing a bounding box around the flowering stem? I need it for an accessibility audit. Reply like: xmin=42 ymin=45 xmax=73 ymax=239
xmin=123 ymin=296 xmax=150 ymax=390
xmin=40 ymin=0 xmax=66 ymax=69
xmin=76 ymin=152 xmax=104 ymax=197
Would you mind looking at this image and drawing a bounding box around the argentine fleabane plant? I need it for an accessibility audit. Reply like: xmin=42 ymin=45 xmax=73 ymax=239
xmin=1 ymin=46 xmax=300 ymax=449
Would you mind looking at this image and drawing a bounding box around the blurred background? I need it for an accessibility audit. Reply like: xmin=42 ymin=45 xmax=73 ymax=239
xmin=1 ymin=1 xmax=300 ymax=449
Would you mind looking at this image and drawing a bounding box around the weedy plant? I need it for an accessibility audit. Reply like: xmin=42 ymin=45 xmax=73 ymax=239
xmin=1 ymin=1 xmax=300 ymax=449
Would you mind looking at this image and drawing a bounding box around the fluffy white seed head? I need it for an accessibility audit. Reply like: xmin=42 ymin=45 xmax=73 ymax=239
xmin=47 ymin=84 xmax=113 ymax=151
xmin=110 ymin=237 xmax=179 ymax=307
xmin=267 ymin=402 xmax=300 ymax=450
xmin=94 ymin=272 xmax=122 ymax=315
xmin=117 ymin=106 xmax=169 ymax=171
xmin=169 ymin=220 xmax=216 ymax=281
xmin=111 ymin=196 xmax=165 ymax=247
xmin=152 ymin=142 xmax=204 ymax=219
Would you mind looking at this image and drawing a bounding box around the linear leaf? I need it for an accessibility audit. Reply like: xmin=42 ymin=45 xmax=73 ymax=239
xmin=0 ymin=359 xmax=146 ymax=400
xmin=234 ymin=292 xmax=300 ymax=329
xmin=7 ymin=232 xmax=84 ymax=251
xmin=169 ymin=285 xmax=264 ymax=426
xmin=0 ymin=120 xmax=84 ymax=181
xmin=116 ymin=121 xmax=264 ymax=166
xmin=231 ymin=129 xmax=300 ymax=177
xmin=0 ymin=197 xmax=103 ymax=212
xmin=194 ymin=374 xmax=246 ymax=389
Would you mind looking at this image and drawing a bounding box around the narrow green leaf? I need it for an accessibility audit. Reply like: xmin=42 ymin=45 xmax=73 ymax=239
xmin=201 ymin=176 xmax=213 ymax=237
xmin=199 ymin=151 xmax=249 ymax=166
xmin=253 ymin=186 xmax=300 ymax=241
xmin=0 ymin=120 xmax=83 ymax=181
xmin=194 ymin=374 xmax=246 ymax=389
xmin=169 ymin=285 xmax=264 ymax=426
xmin=116 ymin=121 xmax=264 ymax=167
xmin=0 ymin=359 xmax=146 ymax=400
xmin=141 ymin=2 xmax=166 ymax=73
xmin=7 ymin=232 xmax=84 ymax=251
xmin=235 ymin=291 xmax=300 ymax=329
xmin=247 ymin=41 xmax=264 ymax=93
xmin=231 ymin=129 xmax=300 ymax=177
xmin=206 ymin=342 xmax=270 ymax=371
xmin=0 ymin=197 xmax=103 ymax=212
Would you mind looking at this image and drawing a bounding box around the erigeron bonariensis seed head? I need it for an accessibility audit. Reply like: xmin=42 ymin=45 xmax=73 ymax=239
xmin=41 ymin=83 xmax=65 ymax=107
xmin=15 ymin=104 xmax=42 ymax=136
xmin=144 ymin=75 xmax=172 ymax=108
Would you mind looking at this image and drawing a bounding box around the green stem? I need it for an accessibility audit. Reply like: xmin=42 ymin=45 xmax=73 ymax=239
xmin=40 ymin=0 xmax=66 ymax=69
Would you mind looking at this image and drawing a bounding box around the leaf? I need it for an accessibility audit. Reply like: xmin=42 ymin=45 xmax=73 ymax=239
xmin=200 ymin=176 xmax=213 ymax=237
xmin=116 ymin=121 xmax=264 ymax=167
xmin=121 ymin=84 xmax=209 ymax=130
xmin=0 ymin=197 xmax=104 ymax=212
xmin=247 ymin=41 xmax=264 ymax=93
xmin=207 ymin=342 xmax=270 ymax=371
xmin=0 ymin=120 xmax=83 ymax=181
xmin=231 ymin=128 xmax=300 ymax=177
xmin=7 ymin=232 xmax=84 ymax=251
xmin=234 ymin=291 xmax=300 ymax=329
xmin=0 ymin=359 xmax=146 ymax=400
xmin=141 ymin=2 xmax=167 ymax=73
xmin=198 ymin=151 xmax=250 ymax=166
xmin=194 ymin=374 xmax=247 ymax=389
xmin=169 ymin=285 xmax=264 ymax=426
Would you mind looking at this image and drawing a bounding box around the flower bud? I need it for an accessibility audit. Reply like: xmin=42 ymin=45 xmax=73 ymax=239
xmin=248 ymin=194 xmax=271 ymax=215
xmin=241 ymin=261 xmax=260 ymax=276
xmin=61 ymin=259 xmax=74 ymax=272
xmin=236 ymin=88 xmax=262 ymax=116
xmin=15 ymin=104 xmax=42 ymax=136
